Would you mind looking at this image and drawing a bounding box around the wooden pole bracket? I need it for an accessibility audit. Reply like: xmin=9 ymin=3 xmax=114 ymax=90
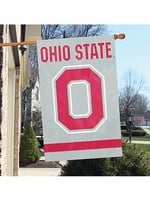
xmin=0 ymin=34 xmax=125 ymax=47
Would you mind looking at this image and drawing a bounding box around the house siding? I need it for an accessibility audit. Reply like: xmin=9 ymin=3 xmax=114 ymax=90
xmin=0 ymin=25 xmax=3 ymax=175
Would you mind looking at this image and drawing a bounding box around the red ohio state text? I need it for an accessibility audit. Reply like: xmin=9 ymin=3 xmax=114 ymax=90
xmin=40 ymin=41 xmax=113 ymax=63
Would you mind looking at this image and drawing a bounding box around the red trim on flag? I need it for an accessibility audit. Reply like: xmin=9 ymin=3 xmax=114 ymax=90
xmin=44 ymin=139 xmax=122 ymax=153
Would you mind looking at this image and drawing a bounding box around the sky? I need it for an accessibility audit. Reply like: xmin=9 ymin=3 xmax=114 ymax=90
xmin=108 ymin=25 xmax=150 ymax=101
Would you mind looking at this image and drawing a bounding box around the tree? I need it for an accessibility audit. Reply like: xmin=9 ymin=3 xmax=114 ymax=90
xmin=19 ymin=124 xmax=40 ymax=166
xmin=41 ymin=24 xmax=107 ymax=39
xmin=119 ymin=70 xmax=147 ymax=127
xmin=32 ymin=108 xmax=42 ymax=136
xmin=21 ymin=83 xmax=32 ymax=129
xmin=144 ymin=110 xmax=150 ymax=125
xmin=61 ymin=142 xmax=150 ymax=176
xmin=132 ymin=94 xmax=148 ymax=116
xmin=21 ymin=44 xmax=39 ymax=129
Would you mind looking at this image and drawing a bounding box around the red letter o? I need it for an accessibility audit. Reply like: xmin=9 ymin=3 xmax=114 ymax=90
xmin=53 ymin=66 xmax=105 ymax=133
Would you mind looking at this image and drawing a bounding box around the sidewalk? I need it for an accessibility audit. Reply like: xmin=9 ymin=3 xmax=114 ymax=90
xmin=19 ymin=168 xmax=61 ymax=176
xmin=141 ymin=126 xmax=150 ymax=135
xmin=19 ymin=160 xmax=67 ymax=176
xmin=130 ymin=126 xmax=150 ymax=144
xmin=131 ymin=140 xmax=150 ymax=144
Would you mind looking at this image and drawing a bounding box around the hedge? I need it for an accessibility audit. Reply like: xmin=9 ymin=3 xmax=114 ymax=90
xmin=121 ymin=126 xmax=144 ymax=131
xmin=121 ymin=130 xmax=147 ymax=137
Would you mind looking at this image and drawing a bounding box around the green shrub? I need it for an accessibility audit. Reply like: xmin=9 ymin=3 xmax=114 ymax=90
xmin=103 ymin=142 xmax=150 ymax=176
xmin=121 ymin=126 xmax=146 ymax=131
xmin=121 ymin=125 xmax=127 ymax=130
xmin=121 ymin=130 xmax=147 ymax=137
xmin=61 ymin=142 xmax=150 ymax=176
xmin=19 ymin=124 xmax=40 ymax=166
xmin=133 ymin=127 xmax=144 ymax=130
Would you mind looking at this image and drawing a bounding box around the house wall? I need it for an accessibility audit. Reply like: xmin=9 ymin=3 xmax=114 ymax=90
xmin=0 ymin=24 xmax=41 ymax=176
xmin=0 ymin=25 xmax=4 ymax=175
xmin=1 ymin=25 xmax=9 ymax=175
xmin=1 ymin=25 xmax=17 ymax=175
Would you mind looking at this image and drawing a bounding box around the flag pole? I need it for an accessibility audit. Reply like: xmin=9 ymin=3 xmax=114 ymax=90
xmin=0 ymin=40 xmax=36 ymax=47
xmin=0 ymin=34 xmax=125 ymax=47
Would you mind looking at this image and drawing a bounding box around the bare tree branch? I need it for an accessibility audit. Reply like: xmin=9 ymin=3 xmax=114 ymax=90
xmin=119 ymin=70 xmax=147 ymax=127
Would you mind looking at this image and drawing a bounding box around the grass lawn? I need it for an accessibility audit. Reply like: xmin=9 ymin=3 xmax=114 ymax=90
xmin=135 ymin=144 xmax=150 ymax=160
xmin=122 ymin=137 xmax=150 ymax=161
